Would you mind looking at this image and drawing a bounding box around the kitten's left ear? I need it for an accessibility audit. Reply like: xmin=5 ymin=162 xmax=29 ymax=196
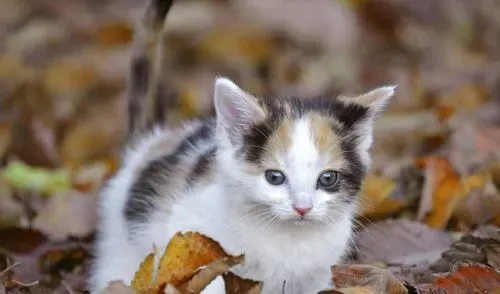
xmin=341 ymin=85 xmax=397 ymax=116
xmin=340 ymin=85 xmax=396 ymax=156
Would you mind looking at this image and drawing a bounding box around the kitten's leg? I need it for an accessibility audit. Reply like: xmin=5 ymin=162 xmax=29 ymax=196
xmin=127 ymin=0 xmax=173 ymax=139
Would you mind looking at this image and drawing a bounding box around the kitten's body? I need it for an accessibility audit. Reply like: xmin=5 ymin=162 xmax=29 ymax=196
xmin=89 ymin=1 xmax=395 ymax=293
xmin=92 ymin=118 xmax=354 ymax=293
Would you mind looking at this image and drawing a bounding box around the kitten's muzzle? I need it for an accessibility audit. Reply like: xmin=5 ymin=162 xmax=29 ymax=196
xmin=292 ymin=192 xmax=313 ymax=217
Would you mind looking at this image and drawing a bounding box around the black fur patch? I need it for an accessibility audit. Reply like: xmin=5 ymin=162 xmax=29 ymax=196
xmin=124 ymin=122 xmax=215 ymax=223
xmin=187 ymin=147 xmax=217 ymax=186
xmin=241 ymin=121 xmax=277 ymax=163
xmin=338 ymin=135 xmax=366 ymax=202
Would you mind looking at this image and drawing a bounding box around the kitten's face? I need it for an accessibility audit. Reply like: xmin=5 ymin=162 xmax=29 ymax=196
xmin=213 ymin=78 xmax=395 ymax=226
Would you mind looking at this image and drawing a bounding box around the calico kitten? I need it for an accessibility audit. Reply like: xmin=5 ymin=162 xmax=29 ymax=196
xmin=89 ymin=0 xmax=396 ymax=293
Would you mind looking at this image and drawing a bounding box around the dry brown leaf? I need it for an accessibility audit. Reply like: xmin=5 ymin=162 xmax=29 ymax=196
xmin=72 ymin=158 xmax=119 ymax=193
xmin=177 ymin=255 xmax=245 ymax=293
xmin=416 ymin=263 xmax=500 ymax=293
xmin=0 ymin=179 xmax=23 ymax=228
xmin=198 ymin=27 xmax=275 ymax=65
xmin=60 ymin=97 xmax=125 ymax=169
xmin=484 ymin=245 xmax=500 ymax=270
xmin=452 ymin=172 xmax=500 ymax=226
xmin=32 ymin=191 xmax=98 ymax=241
xmin=447 ymin=119 xmax=500 ymax=175
xmin=223 ymin=272 xmax=263 ymax=294
xmin=437 ymin=83 xmax=490 ymax=112
xmin=331 ymin=264 xmax=408 ymax=294
xmin=93 ymin=22 xmax=133 ymax=48
xmin=416 ymin=156 xmax=465 ymax=229
xmin=43 ymin=61 xmax=98 ymax=96
xmin=355 ymin=219 xmax=454 ymax=266
xmin=0 ymin=124 xmax=11 ymax=160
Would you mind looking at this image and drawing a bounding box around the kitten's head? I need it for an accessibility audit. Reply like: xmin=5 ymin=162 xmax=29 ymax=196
xmin=213 ymin=77 xmax=395 ymax=226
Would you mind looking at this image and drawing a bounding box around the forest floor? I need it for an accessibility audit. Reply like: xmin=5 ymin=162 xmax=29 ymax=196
xmin=1 ymin=0 xmax=500 ymax=293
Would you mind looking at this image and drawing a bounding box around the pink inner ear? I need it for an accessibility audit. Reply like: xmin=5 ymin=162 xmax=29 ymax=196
xmin=221 ymin=99 xmax=243 ymax=123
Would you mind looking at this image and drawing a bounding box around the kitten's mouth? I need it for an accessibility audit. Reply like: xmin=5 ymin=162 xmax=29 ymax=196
xmin=289 ymin=216 xmax=315 ymax=226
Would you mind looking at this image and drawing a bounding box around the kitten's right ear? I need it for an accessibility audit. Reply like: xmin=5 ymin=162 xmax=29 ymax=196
xmin=213 ymin=77 xmax=266 ymax=145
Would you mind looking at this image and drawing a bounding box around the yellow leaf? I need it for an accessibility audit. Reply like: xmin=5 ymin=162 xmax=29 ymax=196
xmin=43 ymin=61 xmax=98 ymax=95
xmin=154 ymin=232 xmax=229 ymax=288
xmin=359 ymin=175 xmax=400 ymax=219
xmin=131 ymin=252 xmax=155 ymax=293
xmin=198 ymin=27 xmax=275 ymax=65
xmin=416 ymin=156 xmax=465 ymax=229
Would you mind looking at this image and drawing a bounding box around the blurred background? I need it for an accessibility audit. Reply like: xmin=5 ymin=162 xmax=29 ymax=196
xmin=1 ymin=0 xmax=500 ymax=293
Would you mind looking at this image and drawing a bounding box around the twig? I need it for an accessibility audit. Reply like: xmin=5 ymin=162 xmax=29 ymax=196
xmin=0 ymin=262 xmax=21 ymax=278
xmin=0 ymin=261 xmax=40 ymax=288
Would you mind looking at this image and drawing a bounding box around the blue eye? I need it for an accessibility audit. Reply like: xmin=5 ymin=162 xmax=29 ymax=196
xmin=317 ymin=170 xmax=338 ymax=188
xmin=265 ymin=170 xmax=286 ymax=185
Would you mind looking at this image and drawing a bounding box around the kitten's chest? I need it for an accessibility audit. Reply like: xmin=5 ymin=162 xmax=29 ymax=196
xmin=222 ymin=228 xmax=348 ymax=293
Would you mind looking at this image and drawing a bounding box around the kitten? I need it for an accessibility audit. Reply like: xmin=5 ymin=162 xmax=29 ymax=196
xmin=88 ymin=0 xmax=396 ymax=293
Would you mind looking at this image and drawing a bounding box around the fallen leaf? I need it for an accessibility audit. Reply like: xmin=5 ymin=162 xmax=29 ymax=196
xmin=38 ymin=246 xmax=88 ymax=277
xmin=355 ymin=219 xmax=454 ymax=266
xmin=72 ymin=158 xmax=118 ymax=193
xmin=131 ymin=253 xmax=155 ymax=293
xmin=0 ymin=123 xmax=11 ymax=160
xmin=484 ymin=245 xmax=500 ymax=270
xmin=154 ymin=232 xmax=230 ymax=288
xmin=0 ymin=179 xmax=24 ymax=228
xmin=0 ymin=228 xmax=46 ymax=254
xmin=131 ymin=232 xmax=246 ymax=293
xmin=60 ymin=97 xmax=125 ymax=169
xmin=42 ymin=61 xmax=98 ymax=97
xmin=452 ymin=172 xmax=500 ymax=226
xmin=1 ymin=161 xmax=71 ymax=197
xmin=223 ymin=272 xmax=263 ymax=294
xmin=198 ymin=27 xmax=276 ymax=65
xmin=425 ymin=225 xmax=500 ymax=276
xmin=416 ymin=263 xmax=500 ymax=293
xmin=447 ymin=119 xmax=500 ymax=175
xmin=358 ymin=175 xmax=397 ymax=218
xmin=331 ymin=264 xmax=408 ymax=294
xmin=416 ymin=156 xmax=465 ymax=229
xmin=360 ymin=168 xmax=421 ymax=220
xmin=177 ymin=255 xmax=245 ymax=293
xmin=93 ymin=21 xmax=133 ymax=48
xmin=32 ymin=191 xmax=97 ymax=241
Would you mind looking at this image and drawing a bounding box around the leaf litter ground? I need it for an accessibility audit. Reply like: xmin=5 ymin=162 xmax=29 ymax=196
xmin=1 ymin=0 xmax=500 ymax=293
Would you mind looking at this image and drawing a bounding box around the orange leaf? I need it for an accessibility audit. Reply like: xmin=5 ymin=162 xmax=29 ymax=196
xmin=94 ymin=22 xmax=133 ymax=48
xmin=417 ymin=263 xmax=500 ymax=293
xmin=416 ymin=156 xmax=465 ymax=229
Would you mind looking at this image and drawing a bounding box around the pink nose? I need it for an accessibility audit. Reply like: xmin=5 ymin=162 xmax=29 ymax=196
xmin=293 ymin=206 xmax=312 ymax=216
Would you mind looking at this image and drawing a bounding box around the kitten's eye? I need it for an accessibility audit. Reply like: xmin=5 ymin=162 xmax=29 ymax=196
xmin=265 ymin=170 xmax=286 ymax=185
xmin=317 ymin=170 xmax=339 ymax=188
